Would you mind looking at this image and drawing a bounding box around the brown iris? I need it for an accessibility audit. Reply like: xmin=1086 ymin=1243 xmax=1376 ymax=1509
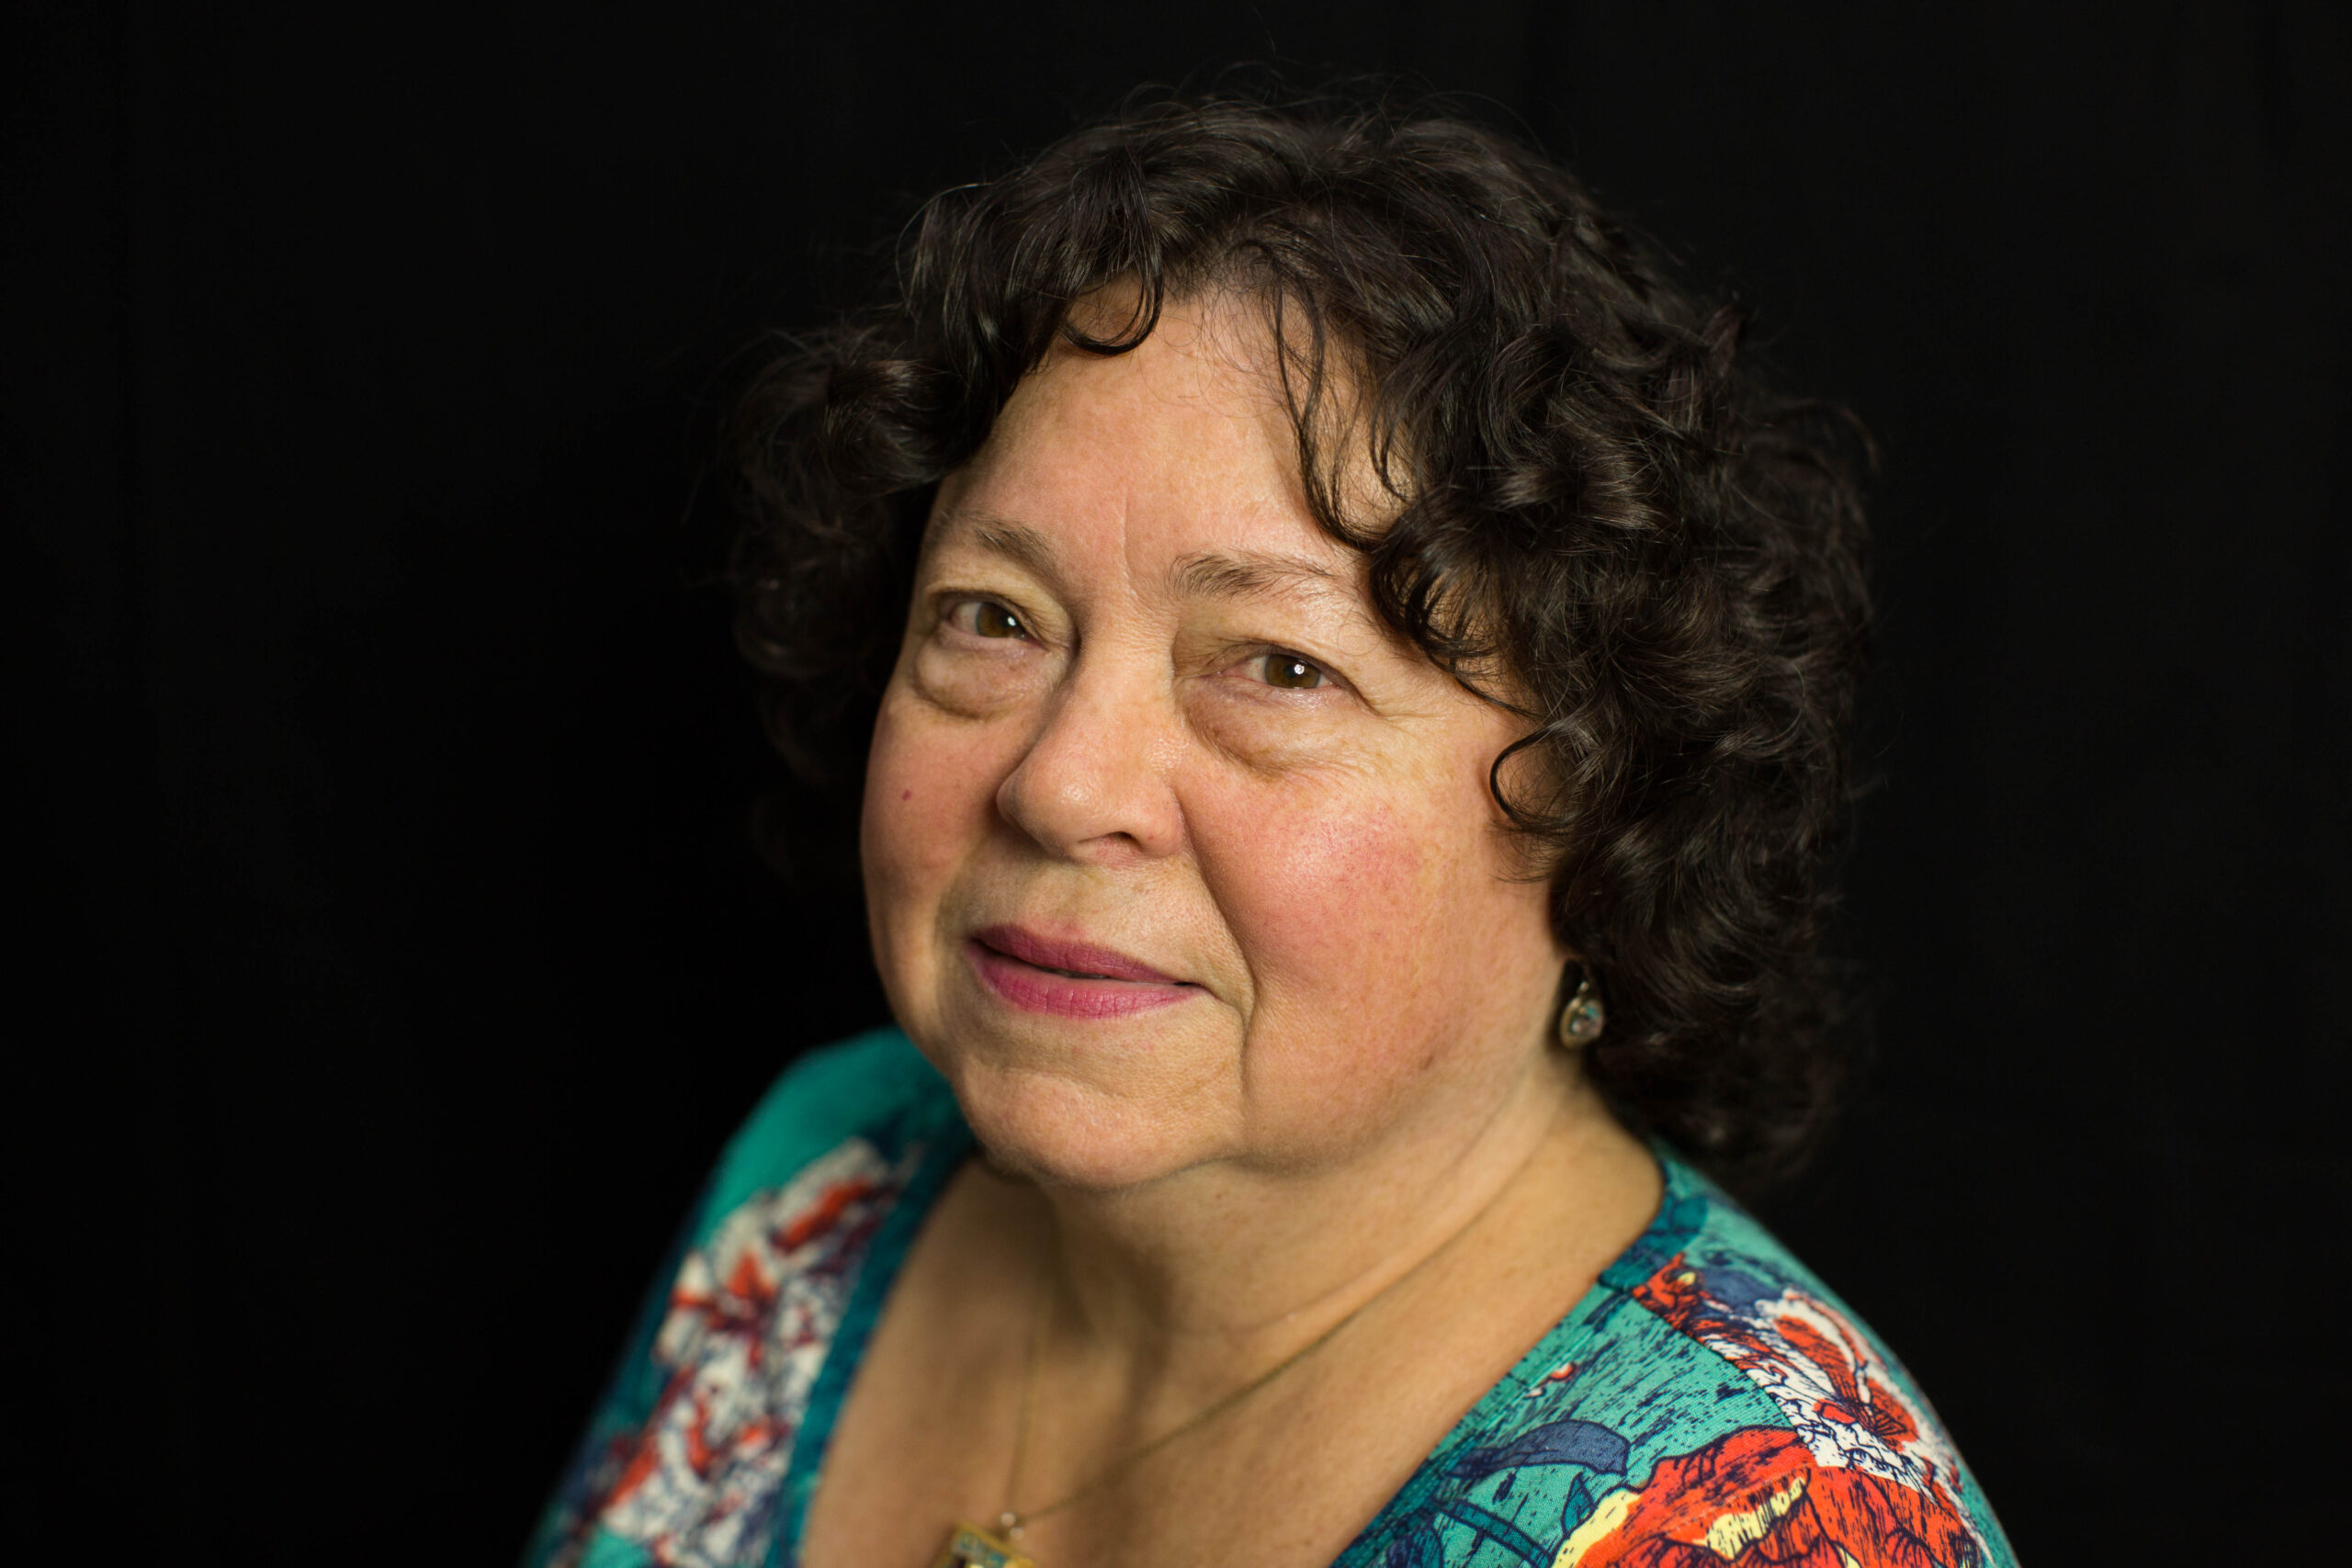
xmin=1263 ymin=654 xmax=1324 ymax=689
xmin=972 ymin=601 xmax=1024 ymax=638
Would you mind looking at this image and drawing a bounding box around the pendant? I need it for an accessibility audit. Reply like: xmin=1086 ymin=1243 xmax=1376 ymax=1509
xmin=931 ymin=1520 xmax=1039 ymax=1568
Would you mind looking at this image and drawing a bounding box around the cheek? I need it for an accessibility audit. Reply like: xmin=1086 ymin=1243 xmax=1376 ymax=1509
xmin=1192 ymin=767 xmax=1558 ymax=1102
xmin=861 ymin=692 xmax=1006 ymax=964
xmin=1214 ymin=798 xmax=1432 ymax=989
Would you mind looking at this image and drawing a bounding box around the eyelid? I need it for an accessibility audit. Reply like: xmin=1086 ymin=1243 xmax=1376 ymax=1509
xmin=1225 ymin=645 xmax=1351 ymax=694
xmin=936 ymin=591 xmax=1039 ymax=641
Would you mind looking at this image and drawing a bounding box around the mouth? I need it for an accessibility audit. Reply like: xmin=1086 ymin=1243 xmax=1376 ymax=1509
xmin=966 ymin=924 xmax=1199 ymax=1019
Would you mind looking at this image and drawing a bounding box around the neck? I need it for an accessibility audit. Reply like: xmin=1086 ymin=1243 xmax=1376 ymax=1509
xmin=990 ymin=1047 xmax=1640 ymax=1412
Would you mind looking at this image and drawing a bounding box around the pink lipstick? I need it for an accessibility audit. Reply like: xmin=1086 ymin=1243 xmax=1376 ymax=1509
xmin=966 ymin=924 xmax=1199 ymax=1019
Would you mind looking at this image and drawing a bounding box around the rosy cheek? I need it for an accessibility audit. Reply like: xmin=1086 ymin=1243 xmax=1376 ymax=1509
xmin=1195 ymin=791 xmax=1448 ymax=1036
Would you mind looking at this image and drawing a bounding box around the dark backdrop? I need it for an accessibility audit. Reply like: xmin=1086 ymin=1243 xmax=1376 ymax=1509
xmin=11 ymin=5 xmax=2346 ymax=1562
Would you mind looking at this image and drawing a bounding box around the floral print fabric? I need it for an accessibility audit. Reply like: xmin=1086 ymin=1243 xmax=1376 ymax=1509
xmin=551 ymin=1141 xmax=913 ymax=1568
xmin=525 ymin=1032 xmax=2015 ymax=1568
xmin=1344 ymin=1192 xmax=2007 ymax=1568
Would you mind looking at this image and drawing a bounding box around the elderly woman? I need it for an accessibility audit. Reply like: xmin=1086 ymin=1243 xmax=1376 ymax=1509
xmin=527 ymin=98 xmax=2016 ymax=1568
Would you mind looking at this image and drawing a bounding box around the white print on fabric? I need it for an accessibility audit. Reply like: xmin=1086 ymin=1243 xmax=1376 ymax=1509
xmin=593 ymin=1139 xmax=903 ymax=1568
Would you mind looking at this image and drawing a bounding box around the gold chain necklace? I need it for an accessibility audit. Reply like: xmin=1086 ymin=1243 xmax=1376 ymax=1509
xmin=929 ymin=1132 xmax=1551 ymax=1568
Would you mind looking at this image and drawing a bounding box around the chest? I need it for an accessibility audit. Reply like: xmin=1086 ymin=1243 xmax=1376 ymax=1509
xmin=797 ymin=1293 xmax=1473 ymax=1568
xmin=797 ymin=1195 xmax=1580 ymax=1568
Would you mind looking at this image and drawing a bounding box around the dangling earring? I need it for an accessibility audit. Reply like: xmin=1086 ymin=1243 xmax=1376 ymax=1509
xmin=1557 ymin=963 xmax=1605 ymax=1047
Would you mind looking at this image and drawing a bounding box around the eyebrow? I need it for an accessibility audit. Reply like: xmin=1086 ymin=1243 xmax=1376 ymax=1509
xmin=960 ymin=518 xmax=1062 ymax=581
xmin=941 ymin=511 xmax=1342 ymax=606
xmin=1170 ymin=548 xmax=1339 ymax=604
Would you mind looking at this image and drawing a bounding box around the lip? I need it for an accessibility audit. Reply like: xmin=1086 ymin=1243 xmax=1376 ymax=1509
xmin=966 ymin=924 xmax=1199 ymax=1019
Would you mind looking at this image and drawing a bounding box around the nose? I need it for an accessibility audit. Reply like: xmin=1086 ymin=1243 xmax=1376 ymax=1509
xmin=995 ymin=651 xmax=1184 ymax=864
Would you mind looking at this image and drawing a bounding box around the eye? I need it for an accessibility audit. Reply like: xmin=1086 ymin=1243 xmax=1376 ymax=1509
xmin=948 ymin=598 xmax=1029 ymax=640
xmin=1253 ymin=652 xmax=1328 ymax=690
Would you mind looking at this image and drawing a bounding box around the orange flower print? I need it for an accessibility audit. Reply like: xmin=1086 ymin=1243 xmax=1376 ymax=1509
xmin=1548 ymin=1257 xmax=1990 ymax=1567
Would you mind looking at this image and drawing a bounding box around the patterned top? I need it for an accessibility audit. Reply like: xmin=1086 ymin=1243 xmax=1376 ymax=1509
xmin=526 ymin=1030 xmax=2017 ymax=1568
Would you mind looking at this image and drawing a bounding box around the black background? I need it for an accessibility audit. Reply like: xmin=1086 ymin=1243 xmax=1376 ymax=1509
xmin=11 ymin=5 xmax=2346 ymax=1562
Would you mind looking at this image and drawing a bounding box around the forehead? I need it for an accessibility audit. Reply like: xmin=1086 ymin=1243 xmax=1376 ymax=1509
xmin=932 ymin=294 xmax=1350 ymax=576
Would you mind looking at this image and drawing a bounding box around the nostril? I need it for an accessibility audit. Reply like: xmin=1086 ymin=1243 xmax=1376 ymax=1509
xmin=992 ymin=684 xmax=1185 ymax=862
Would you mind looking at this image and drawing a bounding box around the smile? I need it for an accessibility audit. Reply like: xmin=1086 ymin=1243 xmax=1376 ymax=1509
xmin=965 ymin=925 xmax=1200 ymax=1019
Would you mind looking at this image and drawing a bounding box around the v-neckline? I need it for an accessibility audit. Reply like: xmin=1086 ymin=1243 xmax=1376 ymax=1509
xmin=769 ymin=1095 xmax=1696 ymax=1568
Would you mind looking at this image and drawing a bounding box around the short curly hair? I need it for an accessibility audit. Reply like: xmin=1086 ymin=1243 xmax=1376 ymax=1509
xmin=729 ymin=93 xmax=1871 ymax=1180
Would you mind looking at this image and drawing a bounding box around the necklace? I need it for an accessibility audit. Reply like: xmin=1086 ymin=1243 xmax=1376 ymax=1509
xmin=930 ymin=1135 xmax=1551 ymax=1568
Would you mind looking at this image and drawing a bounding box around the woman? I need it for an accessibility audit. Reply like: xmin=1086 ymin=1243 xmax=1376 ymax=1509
xmin=527 ymin=96 xmax=2017 ymax=1568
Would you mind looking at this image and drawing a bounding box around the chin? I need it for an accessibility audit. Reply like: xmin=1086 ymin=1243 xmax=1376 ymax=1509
xmin=941 ymin=1048 xmax=1233 ymax=1192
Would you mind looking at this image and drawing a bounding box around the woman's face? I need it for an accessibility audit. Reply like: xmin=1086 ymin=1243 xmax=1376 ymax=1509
xmin=863 ymin=294 xmax=1568 ymax=1190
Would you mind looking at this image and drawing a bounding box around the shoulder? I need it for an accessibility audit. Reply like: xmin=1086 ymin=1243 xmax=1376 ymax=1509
xmin=1560 ymin=1156 xmax=2016 ymax=1566
xmin=522 ymin=1027 xmax=967 ymax=1568
xmin=1344 ymin=1153 xmax=2018 ymax=1568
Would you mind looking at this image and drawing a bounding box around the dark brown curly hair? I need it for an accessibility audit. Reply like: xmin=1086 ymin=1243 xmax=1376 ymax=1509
xmin=728 ymin=93 xmax=1872 ymax=1181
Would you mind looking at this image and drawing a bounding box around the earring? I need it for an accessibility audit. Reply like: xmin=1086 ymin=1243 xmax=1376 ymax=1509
xmin=1557 ymin=964 xmax=1605 ymax=1047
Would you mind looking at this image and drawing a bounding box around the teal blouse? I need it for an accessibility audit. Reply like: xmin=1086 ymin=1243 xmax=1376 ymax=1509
xmin=526 ymin=1029 xmax=2017 ymax=1568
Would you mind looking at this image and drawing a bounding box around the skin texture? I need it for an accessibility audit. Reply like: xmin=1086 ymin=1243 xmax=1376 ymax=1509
xmin=801 ymin=293 xmax=1662 ymax=1568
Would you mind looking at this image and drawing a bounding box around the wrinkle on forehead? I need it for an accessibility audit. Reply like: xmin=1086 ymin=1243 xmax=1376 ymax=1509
xmin=919 ymin=288 xmax=1413 ymax=656
xmin=1050 ymin=281 xmax=1393 ymax=511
